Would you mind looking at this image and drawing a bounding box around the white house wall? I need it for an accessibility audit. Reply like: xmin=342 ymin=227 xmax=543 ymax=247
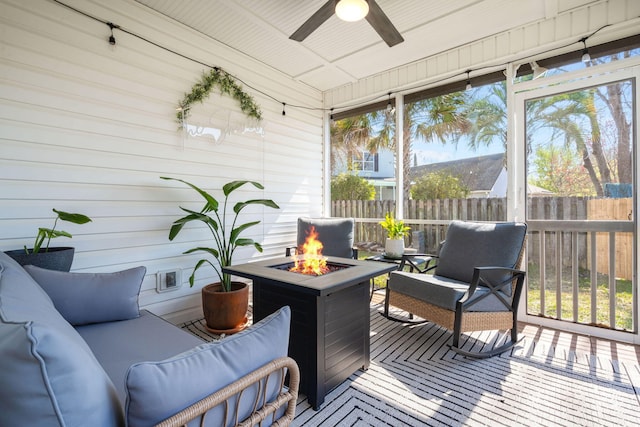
xmin=0 ymin=0 xmax=323 ymax=323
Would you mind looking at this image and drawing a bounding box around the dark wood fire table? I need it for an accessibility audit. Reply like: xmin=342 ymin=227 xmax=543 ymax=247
xmin=223 ymin=256 xmax=396 ymax=410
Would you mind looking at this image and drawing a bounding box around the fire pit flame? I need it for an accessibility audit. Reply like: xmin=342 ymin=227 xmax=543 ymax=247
xmin=290 ymin=226 xmax=330 ymax=276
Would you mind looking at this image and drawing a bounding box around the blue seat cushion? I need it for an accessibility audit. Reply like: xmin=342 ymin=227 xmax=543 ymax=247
xmin=389 ymin=271 xmax=512 ymax=312
xmin=75 ymin=309 xmax=204 ymax=405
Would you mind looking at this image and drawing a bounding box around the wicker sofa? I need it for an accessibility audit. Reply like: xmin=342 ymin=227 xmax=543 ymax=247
xmin=0 ymin=252 xmax=298 ymax=426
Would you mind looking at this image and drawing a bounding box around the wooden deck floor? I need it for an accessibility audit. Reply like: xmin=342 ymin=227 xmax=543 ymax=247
xmin=371 ymin=291 xmax=640 ymax=365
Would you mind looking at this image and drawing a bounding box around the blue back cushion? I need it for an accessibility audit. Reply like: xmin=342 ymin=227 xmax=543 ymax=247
xmin=435 ymin=221 xmax=527 ymax=284
xmin=125 ymin=306 xmax=291 ymax=427
xmin=0 ymin=252 xmax=124 ymax=427
xmin=297 ymin=217 xmax=354 ymax=258
xmin=24 ymin=264 xmax=145 ymax=326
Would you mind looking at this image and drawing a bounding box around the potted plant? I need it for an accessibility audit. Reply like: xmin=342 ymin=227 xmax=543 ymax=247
xmin=161 ymin=176 xmax=279 ymax=334
xmin=379 ymin=212 xmax=410 ymax=259
xmin=5 ymin=209 xmax=92 ymax=271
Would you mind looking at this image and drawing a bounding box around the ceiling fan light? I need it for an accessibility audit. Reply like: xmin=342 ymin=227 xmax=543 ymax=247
xmin=335 ymin=0 xmax=369 ymax=22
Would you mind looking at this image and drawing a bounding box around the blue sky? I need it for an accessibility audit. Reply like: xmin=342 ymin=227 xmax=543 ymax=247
xmin=411 ymin=137 xmax=504 ymax=166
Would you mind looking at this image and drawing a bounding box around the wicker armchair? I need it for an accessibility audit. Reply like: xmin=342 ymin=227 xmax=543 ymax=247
xmin=384 ymin=221 xmax=527 ymax=358
xmin=285 ymin=217 xmax=358 ymax=258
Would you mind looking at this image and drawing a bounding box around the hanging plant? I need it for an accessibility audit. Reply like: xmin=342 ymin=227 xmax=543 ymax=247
xmin=177 ymin=67 xmax=262 ymax=125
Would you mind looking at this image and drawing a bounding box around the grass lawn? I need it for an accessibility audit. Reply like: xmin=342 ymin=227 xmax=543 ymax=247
xmin=526 ymin=263 xmax=633 ymax=331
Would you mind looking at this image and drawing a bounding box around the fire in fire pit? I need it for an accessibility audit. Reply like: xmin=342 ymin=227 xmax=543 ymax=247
xmin=286 ymin=226 xmax=345 ymax=276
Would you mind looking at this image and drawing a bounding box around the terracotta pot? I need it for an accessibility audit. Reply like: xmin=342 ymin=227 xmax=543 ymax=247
xmin=4 ymin=247 xmax=75 ymax=271
xmin=201 ymin=281 xmax=249 ymax=334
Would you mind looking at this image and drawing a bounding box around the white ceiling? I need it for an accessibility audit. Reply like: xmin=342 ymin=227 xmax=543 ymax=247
xmin=133 ymin=0 xmax=568 ymax=92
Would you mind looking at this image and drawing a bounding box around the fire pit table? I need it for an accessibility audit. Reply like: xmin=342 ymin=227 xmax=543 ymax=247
xmin=223 ymin=255 xmax=396 ymax=409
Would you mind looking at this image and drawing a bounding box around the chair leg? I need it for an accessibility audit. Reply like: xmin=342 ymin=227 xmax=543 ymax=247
xmin=383 ymin=288 xmax=390 ymax=316
xmin=382 ymin=289 xmax=429 ymax=324
xmin=450 ymin=330 xmax=521 ymax=358
xmin=450 ymin=313 xmax=522 ymax=358
xmin=449 ymin=304 xmax=523 ymax=358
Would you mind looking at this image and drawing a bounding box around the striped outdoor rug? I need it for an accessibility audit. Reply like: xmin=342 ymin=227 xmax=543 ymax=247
xmin=181 ymin=300 xmax=640 ymax=426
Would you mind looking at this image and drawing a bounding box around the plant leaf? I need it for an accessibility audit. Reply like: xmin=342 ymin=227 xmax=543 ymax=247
xmin=229 ymin=220 xmax=260 ymax=243
xmin=222 ymin=180 xmax=263 ymax=197
xmin=53 ymin=209 xmax=92 ymax=224
xmin=161 ymin=177 xmax=219 ymax=212
xmin=233 ymin=199 xmax=280 ymax=214
xmin=184 ymin=247 xmax=219 ymax=259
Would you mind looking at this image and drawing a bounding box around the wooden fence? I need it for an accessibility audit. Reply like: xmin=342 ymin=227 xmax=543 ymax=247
xmin=332 ymin=197 xmax=633 ymax=280
xmin=587 ymin=198 xmax=633 ymax=280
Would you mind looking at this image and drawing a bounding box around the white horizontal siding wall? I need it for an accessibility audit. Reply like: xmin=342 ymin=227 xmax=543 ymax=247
xmin=324 ymin=0 xmax=640 ymax=108
xmin=0 ymin=0 xmax=323 ymax=323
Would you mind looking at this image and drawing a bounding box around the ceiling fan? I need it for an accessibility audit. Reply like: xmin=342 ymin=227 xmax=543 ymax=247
xmin=289 ymin=0 xmax=404 ymax=47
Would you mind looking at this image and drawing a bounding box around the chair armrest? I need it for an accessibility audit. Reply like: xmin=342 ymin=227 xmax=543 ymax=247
xmin=156 ymin=356 xmax=300 ymax=427
xmin=399 ymin=253 xmax=438 ymax=273
xmin=460 ymin=266 xmax=526 ymax=311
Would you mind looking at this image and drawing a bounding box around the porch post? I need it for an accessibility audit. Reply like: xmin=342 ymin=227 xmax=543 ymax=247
xmin=323 ymin=108 xmax=331 ymax=217
xmin=505 ymin=62 xmax=524 ymax=222
xmin=395 ymin=93 xmax=404 ymax=219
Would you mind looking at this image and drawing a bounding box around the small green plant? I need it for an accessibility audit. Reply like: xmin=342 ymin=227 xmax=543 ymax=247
xmin=379 ymin=213 xmax=410 ymax=239
xmin=27 ymin=209 xmax=92 ymax=254
xmin=161 ymin=177 xmax=279 ymax=291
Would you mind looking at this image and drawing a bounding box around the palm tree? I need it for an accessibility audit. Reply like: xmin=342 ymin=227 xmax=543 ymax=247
xmin=464 ymin=64 xmax=632 ymax=197
xmin=331 ymin=93 xmax=470 ymax=201
xmin=330 ymin=115 xmax=374 ymax=173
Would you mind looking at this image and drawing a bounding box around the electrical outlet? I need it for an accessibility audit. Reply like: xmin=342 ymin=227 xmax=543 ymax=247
xmin=156 ymin=269 xmax=182 ymax=293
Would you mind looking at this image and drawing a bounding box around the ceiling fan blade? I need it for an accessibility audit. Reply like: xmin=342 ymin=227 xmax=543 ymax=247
xmin=289 ymin=0 xmax=336 ymax=42
xmin=365 ymin=0 xmax=404 ymax=47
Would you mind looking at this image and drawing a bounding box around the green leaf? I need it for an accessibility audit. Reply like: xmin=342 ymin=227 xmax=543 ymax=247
xmin=234 ymin=238 xmax=255 ymax=247
xmin=184 ymin=247 xmax=219 ymax=259
xmin=53 ymin=209 xmax=92 ymax=225
xmin=161 ymin=177 xmax=219 ymax=212
xmin=49 ymin=230 xmax=72 ymax=239
xmin=233 ymin=199 xmax=280 ymax=214
xmin=188 ymin=259 xmax=211 ymax=287
xmin=229 ymin=220 xmax=259 ymax=241
xmin=222 ymin=180 xmax=263 ymax=197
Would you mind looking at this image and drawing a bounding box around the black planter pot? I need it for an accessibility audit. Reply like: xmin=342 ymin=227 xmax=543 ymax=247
xmin=4 ymin=247 xmax=75 ymax=271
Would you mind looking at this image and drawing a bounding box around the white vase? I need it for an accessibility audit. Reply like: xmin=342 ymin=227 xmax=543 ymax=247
xmin=385 ymin=238 xmax=404 ymax=258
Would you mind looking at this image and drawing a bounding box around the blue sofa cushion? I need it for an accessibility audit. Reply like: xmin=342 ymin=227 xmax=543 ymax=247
xmin=0 ymin=252 xmax=123 ymax=427
xmin=76 ymin=309 xmax=204 ymax=405
xmin=125 ymin=306 xmax=291 ymax=427
xmin=435 ymin=221 xmax=527 ymax=285
xmin=24 ymin=265 xmax=145 ymax=326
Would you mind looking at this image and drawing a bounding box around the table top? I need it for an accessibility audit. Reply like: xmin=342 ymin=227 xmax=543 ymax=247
xmin=223 ymin=255 xmax=397 ymax=296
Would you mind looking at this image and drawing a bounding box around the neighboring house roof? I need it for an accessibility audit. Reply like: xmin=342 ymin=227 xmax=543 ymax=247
xmin=410 ymin=153 xmax=505 ymax=192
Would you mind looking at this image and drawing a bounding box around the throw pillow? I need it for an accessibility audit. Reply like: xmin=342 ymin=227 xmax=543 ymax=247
xmin=24 ymin=265 xmax=146 ymax=326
